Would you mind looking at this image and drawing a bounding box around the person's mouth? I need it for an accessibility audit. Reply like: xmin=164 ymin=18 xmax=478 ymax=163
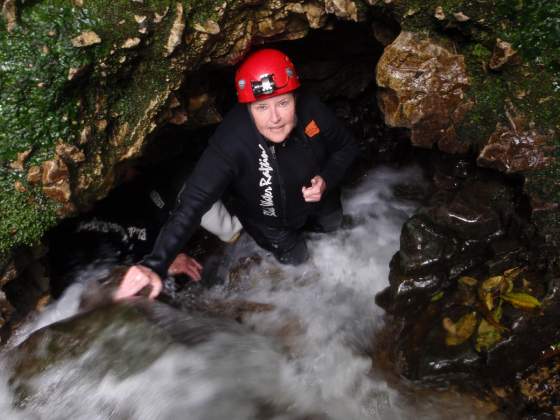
xmin=269 ymin=126 xmax=284 ymax=131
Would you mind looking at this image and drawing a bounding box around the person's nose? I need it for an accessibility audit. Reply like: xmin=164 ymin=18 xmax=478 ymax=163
xmin=269 ymin=106 xmax=281 ymax=124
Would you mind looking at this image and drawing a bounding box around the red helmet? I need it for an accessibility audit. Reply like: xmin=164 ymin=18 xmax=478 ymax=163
xmin=235 ymin=49 xmax=300 ymax=103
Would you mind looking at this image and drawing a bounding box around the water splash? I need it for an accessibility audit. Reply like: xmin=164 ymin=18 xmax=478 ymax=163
xmin=0 ymin=166 xmax=495 ymax=419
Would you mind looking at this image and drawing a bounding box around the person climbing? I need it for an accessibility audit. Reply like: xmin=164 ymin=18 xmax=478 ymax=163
xmin=115 ymin=48 xmax=359 ymax=300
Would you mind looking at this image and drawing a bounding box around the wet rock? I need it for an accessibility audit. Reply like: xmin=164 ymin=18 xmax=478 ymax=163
xmin=255 ymin=13 xmax=289 ymax=38
xmin=477 ymin=123 xmax=554 ymax=174
xmin=392 ymin=303 xmax=480 ymax=381
xmin=426 ymin=178 xmax=513 ymax=239
xmin=67 ymin=64 xmax=90 ymax=81
xmin=392 ymin=176 xmax=513 ymax=295
xmin=489 ymin=38 xmax=517 ymax=70
xmin=56 ymin=142 xmax=85 ymax=164
xmin=376 ymin=252 xmax=447 ymax=313
xmin=154 ymin=7 xmax=168 ymax=23
xmin=190 ymin=298 xmax=275 ymax=321
xmin=423 ymin=192 xmax=502 ymax=240
xmin=414 ymin=318 xmax=482 ymax=380
xmin=164 ymin=3 xmax=184 ymax=57
xmin=120 ymin=37 xmax=141 ymax=49
xmin=42 ymin=184 xmax=72 ymax=209
xmin=0 ymin=290 xmax=15 ymax=327
xmin=434 ymin=6 xmax=445 ymax=21
xmin=6 ymin=264 xmax=283 ymax=404
xmin=41 ymin=158 xmax=69 ymax=186
xmin=7 ymin=302 xmax=178 ymax=393
xmin=41 ymin=158 xmax=72 ymax=205
xmin=71 ymin=31 xmax=101 ymax=47
xmin=193 ymin=19 xmax=220 ymax=35
xmin=134 ymin=15 xmax=147 ymax=24
xmin=453 ymin=12 xmax=470 ymax=22
xmin=14 ymin=181 xmax=26 ymax=193
xmin=374 ymin=157 xmax=544 ymax=396
xmin=485 ymin=283 xmax=560 ymax=384
xmin=2 ymin=0 xmax=17 ymax=32
xmin=0 ymin=260 xmax=17 ymax=289
xmin=485 ymin=239 xmax=529 ymax=274
xmin=26 ymin=165 xmax=42 ymax=185
xmin=303 ymin=2 xmax=327 ymax=28
xmin=376 ymin=31 xmax=473 ymax=154
xmin=324 ymin=0 xmax=359 ymax=22
xmin=399 ymin=215 xmax=457 ymax=274
xmin=8 ymin=149 xmax=32 ymax=171
xmin=393 ymin=270 xmax=445 ymax=308
xmin=518 ymin=355 xmax=560 ymax=417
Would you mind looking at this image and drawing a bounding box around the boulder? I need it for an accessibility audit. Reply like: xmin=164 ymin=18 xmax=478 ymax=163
xmin=376 ymin=31 xmax=473 ymax=153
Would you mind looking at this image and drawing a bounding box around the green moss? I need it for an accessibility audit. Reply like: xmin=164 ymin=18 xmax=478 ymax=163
xmin=0 ymin=0 xmax=181 ymax=257
xmin=495 ymin=0 xmax=560 ymax=78
xmin=187 ymin=0 xmax=223 ymax=26
xmin=0 ymin=171 xmax=58 ymax=255
xmin=0 ymin=1 xmax=87 ymax=163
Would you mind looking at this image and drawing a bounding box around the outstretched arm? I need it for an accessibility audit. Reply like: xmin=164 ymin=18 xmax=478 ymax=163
xmin=114 ymin=143 xmax=237 ymax=300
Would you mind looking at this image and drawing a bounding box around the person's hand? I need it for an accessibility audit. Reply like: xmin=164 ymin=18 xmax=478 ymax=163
xmin=168 ymin=252 xmax=203 ymax=281
xmin=302 ymin=175 xmax=326 ymax=202
xmin=114 ymin=265 xmax=162 ymax=300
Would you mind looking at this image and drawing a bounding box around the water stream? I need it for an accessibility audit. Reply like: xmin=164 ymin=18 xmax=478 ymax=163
xmin=0 ymin=166 xmax=495 ymax=419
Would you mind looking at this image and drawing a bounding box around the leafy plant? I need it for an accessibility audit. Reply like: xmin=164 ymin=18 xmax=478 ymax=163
xmin=443 ymin=266 xmax=541 ymax=352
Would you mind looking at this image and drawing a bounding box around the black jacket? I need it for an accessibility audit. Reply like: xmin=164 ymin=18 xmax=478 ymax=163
xmin=141 ymin=91 xmax=358 ymax=277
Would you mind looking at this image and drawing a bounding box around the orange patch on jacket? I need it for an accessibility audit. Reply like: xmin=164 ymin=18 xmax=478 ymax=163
xmin=305 ymin=120 xmax=320 ymax=138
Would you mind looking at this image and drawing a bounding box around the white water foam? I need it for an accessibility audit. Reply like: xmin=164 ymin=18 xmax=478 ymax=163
xmin=0 ymin=166 xmax=493 ymax=419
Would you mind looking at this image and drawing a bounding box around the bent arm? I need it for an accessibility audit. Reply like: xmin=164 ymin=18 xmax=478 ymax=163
xmin=139 ymin=144 xmax=236 ymax=278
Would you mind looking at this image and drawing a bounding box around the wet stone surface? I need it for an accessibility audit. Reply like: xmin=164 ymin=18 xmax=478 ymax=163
xmin=375 ymin=152 xmax=560 ymax=416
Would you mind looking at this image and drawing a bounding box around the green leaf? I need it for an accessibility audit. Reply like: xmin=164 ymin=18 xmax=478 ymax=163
xmin=502 ymin=292 xmax=541 ymax=309
xmin=503 ymin=266 xmax=526 ymax=292
xmin=431 ymin=291 xmax=444 ymax=302
xmin=479 ymin=276 xmax=505 ymax=311
xmin=481 ymin=276 xmax=504 ymax=291
xmin=443 ymin=312 xmax=478 ymax=346
xmin=475 ymin=318 xmax=502 ymax=352
xmin=492 ymin=304 xmax=503 ymax=323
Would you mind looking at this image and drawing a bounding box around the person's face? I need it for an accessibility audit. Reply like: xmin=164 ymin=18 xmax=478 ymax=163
xmin=248 ymin=93 xmax=296 ymax=143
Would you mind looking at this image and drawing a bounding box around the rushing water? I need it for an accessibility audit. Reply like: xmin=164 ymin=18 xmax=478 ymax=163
xmin=0 ymin=166 xmax=495 ymax=419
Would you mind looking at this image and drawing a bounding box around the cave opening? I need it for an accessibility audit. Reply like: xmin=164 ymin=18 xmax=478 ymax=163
xmin=33 ymin=17 xmax=456 ymax=300
xmin=1 ymin=17 xmax=427 ymax=330
xmin=32 ymin=18 xmax=430 ymax=300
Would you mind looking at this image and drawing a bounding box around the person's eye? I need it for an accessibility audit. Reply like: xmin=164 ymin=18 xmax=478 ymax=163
xmin=257 ymin=105 xmax=267 ymax=111
xmin=279 ymin=100 xmax=288 ymax=107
